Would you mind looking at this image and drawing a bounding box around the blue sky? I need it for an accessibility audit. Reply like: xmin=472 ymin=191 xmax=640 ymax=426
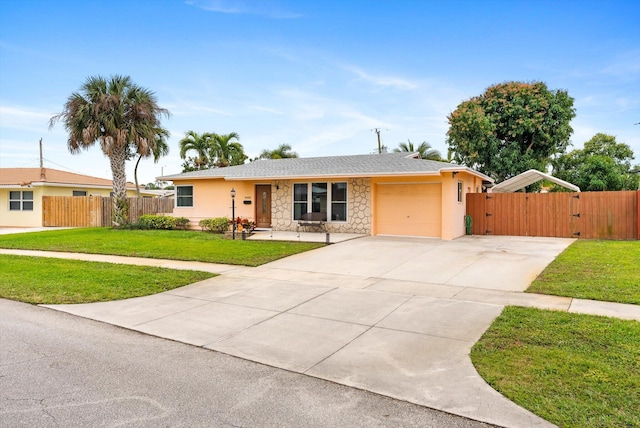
xmin=1 ymin=0 xmax=638 ymax=185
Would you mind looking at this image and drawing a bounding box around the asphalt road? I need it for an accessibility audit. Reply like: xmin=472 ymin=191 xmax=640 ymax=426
xmin=0 ymin=299 xmax=493 ymax=428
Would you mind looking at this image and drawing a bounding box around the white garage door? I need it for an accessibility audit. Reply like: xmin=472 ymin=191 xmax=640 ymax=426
xmin=375 ymin=183 xmax=442 ymax=237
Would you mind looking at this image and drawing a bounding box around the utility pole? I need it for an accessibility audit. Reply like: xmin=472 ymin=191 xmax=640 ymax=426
xmin=39 ymin=138 xmax=45 ymax=181
xmin=372 ymin=128 xmax=386 ymax=154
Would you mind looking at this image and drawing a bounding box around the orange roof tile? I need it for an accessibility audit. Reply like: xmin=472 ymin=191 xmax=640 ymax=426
xmin=0 ymin=168 xmax=136 ymax=189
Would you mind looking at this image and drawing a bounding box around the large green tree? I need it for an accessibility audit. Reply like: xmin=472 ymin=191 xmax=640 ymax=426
xmin=552 ymin=133 xmax=639 ymax=191
xmin=258 ymin=143 xmax=298 ymax=159
xmin=179 ymin=131 xmax=213 ymax=171
xmin=394 ymin=139 xmax=442 ymax=161
xmin=446 ymin=81 xmax=576 ymax=182
xmin=50 ymin=75 xmax=170 ymax=226
xmin=211 ymin=132 xmax=247 ymax=167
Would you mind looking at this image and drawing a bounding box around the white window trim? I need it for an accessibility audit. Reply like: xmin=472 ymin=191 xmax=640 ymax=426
xmin=9 ymin=190 xmax=34 ymax=211
xmin=292 ymin=181 xmax=348 ymax=223
xmin=457 ymin=181 xmax=464 ymax=203
xmin=176 ymin=185 xmax=194 ymax=208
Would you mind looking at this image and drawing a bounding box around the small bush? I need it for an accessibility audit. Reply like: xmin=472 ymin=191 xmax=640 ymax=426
xmin=174 ymin=217 xmax=191 ymax=230
xmin=138 ymin=214 xmax=177 ymax=230
xmin=199 ymin=217 xmax=230 ymax=233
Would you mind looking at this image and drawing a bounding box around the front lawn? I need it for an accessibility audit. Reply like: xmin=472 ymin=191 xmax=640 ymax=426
xmin=528 ymin=240 xmax=640 ymax=304
xmin=0 ymin=255 xmax=215 ymax=304
xmin=0 ymin=228 xmax=325 ymax=266
xmin=471 ymin=306 xmax=640 ymax=428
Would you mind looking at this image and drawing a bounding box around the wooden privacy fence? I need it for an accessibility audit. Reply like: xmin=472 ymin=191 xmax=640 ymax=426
xmin=43 ymin=196 xmax=175 ymax=227
xmin=466 ymin=191 xmax=639 ymax=240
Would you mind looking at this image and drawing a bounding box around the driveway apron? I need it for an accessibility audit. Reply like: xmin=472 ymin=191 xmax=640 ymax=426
xmin=44 ymin=235 xmax=575 ymax=427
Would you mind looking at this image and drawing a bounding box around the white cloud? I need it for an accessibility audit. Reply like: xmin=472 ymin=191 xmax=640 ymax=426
xmin=0 ymin=105 xmax=52 ymax=130
xmin=186 ymin=0 xmax=302 ymax=19
xmin=341 ymin=64 xmax=419 ymax=90
xmin=248 ymin=105 xmax=285 ymax=115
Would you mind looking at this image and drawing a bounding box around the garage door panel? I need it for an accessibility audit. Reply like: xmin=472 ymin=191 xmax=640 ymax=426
xmin=375 ymin=184 xmax=441 ymax=237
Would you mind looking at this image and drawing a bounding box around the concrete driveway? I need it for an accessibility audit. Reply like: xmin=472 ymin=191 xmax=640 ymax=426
xmin=45 ymin=235 xmax=575 ymax=427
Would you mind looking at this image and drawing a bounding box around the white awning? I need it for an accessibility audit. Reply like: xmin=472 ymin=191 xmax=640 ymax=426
xmin=491 ymin=169 xmax=580 ymax=193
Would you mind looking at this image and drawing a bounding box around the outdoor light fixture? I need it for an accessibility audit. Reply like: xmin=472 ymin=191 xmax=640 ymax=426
xmin=230 ymin=188 xmax=236 ymax=240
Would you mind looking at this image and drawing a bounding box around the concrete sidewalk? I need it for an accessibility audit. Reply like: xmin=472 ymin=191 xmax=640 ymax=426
xmin=5 ymin=235 xmax=637 ymax=427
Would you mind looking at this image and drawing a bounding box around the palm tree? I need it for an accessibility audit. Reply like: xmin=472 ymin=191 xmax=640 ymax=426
xmin=258 ymin=143 xmax=298 ymax=159
xmin=49 ymin=75 xmax=170 ymax=226
xmin=179 ymin=131 xmax=214 ymax=170
xmin=211 ymin=132 xmax=247 ymax=167
xmin=133 ymin=128 xmax=170 ymax=198
xmin=394 ymin=139 xmax=442 ymax=161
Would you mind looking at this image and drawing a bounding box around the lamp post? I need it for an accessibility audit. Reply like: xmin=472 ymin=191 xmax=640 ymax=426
xmin=230 ymin=188 xmax=236 ymax=240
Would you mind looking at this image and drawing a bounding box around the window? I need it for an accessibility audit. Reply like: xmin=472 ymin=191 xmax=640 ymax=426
xmin=176 ymin=185 xmax=193 ymax=207
xmin=457 ymin=181 xmax=463 ymax=203
xmin=73 ymin=190 xmax=87 ymax=196
xmin=311 ymin=182 xmax=327 ymax=214
xmin=9 ymin=191 xmax=33 ymax=211
xmin=331 ymin=182 xmax=347 ymax=221
xmin=293 ymin=182 xmax=347 ymax=222
xmin=293 ymin=183 xmax=308 ymax=220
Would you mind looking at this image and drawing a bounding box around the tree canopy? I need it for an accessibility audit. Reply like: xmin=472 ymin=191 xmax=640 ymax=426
xmin=446 ymin=81 xmax=576 ymax=182
xmin=552 ymin=133 xmax=639 ymax=191
xmin=179 ymin=131 xmax=246 ymax=171
xmin=394 ymin=139 xmax=442 ymax=161
xmin=49 ymin=75 xmax=170 ymax=225
xmin=258 ymin=144 xmax=298 ymax=159
xmin=211 ymin=132 xmax=247 ymax=167
xmin=179 ymin=131 xmax=213 ymax=170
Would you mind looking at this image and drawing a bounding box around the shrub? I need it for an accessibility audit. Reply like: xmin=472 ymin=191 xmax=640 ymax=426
xmin=199 ymin=217 xmax=230 ymax=233
xmin=138 ymin=214 xmax=177 ymax=230
xmin=174 ymin=217 xmax=191 ymax=230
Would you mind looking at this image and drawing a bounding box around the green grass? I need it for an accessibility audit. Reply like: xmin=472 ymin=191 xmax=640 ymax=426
xmin=0 ymin=255 xmax=215 ymax=304
xmin=471 ymin=306 xmax=640 ymax=428
xmin=528 ymin=240 xmax=640 ymax=304
xmin=0 ymin=228 xmax=325 ymax=266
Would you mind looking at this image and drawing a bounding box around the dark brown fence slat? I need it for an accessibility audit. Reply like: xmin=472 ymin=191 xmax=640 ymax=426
xmin=466 ymin=191 xmax=638 ymax=240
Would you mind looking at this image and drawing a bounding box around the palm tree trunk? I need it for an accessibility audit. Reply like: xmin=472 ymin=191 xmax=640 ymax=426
xmin=134 ymin=154 xmax=142 ymax=199
xmin=109 ymin=146 xmax=129 ymax=226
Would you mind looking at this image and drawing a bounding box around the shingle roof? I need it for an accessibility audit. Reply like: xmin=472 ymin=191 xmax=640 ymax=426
xmin=0 ymin=168 xmax=136 ymax=188
xmin=163 ymin=153 xmax=493 ymax=181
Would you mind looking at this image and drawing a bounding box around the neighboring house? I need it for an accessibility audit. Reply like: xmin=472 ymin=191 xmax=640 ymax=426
xmin=0 ymin=168 xmax=148 ymax=227
xmin=162 ymin=153 xmax=493 ymax=240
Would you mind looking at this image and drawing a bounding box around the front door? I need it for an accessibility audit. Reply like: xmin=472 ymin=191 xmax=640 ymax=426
xmin=255 ymin=185 xmax=272 ymax=228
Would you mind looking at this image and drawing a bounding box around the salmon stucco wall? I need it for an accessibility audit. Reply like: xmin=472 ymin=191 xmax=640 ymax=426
xmin=170 ymin=180 xmax=256 ymax=226
xmin=441 ymin=172 xmax=482 ymax=240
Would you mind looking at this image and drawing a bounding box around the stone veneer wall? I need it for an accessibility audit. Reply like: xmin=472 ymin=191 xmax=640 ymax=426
xmin=271 ymin=178 xmax=371 ymax=234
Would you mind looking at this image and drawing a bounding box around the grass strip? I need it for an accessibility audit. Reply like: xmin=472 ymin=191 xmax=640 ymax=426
xmin=528 ymin=240 xmax=640 ymax=305
xmin=0 ymin=228 xmax=325 ymax=266
xmin=0 ymin=255 xmax=215 ymax=304
xmin=471 ymin=306 xmax=640 ymax=428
